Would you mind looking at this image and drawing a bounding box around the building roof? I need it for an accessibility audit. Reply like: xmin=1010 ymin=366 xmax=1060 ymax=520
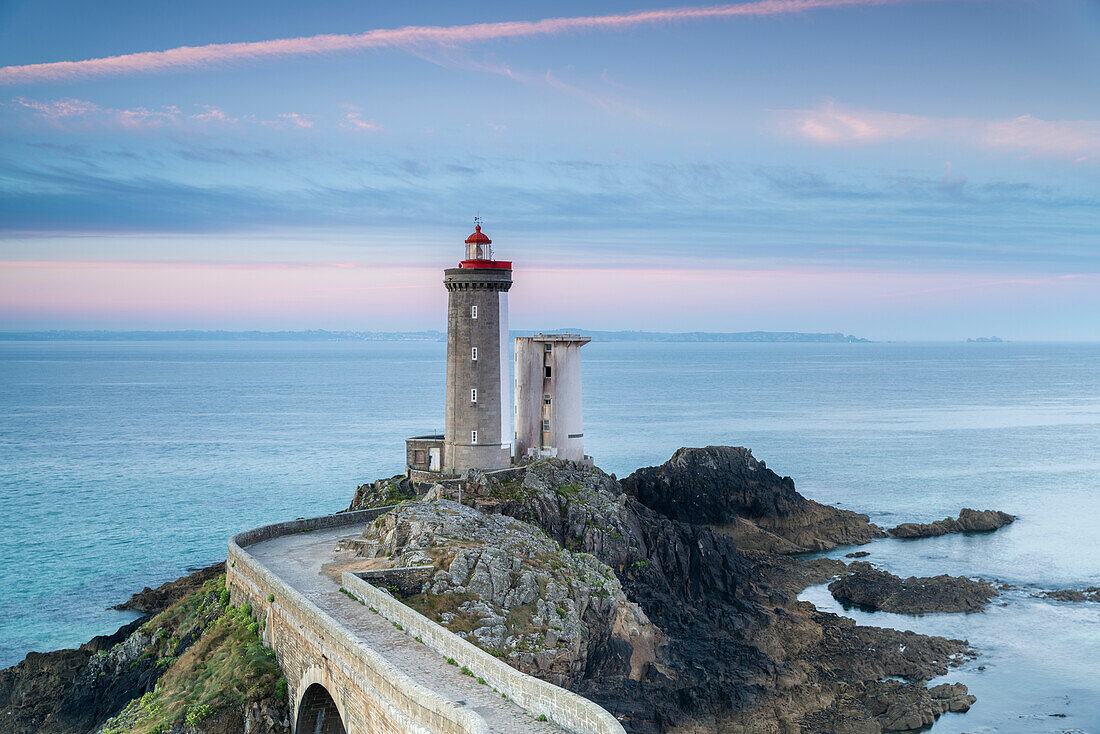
xmin=517 ymin=333 xmax=592 ymax=344
xmin=464 ymin=224 xmax=491 ymax=245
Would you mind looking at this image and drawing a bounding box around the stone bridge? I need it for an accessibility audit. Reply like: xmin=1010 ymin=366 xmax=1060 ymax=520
xmin=227 ymin=508 xmax=627 ymax=734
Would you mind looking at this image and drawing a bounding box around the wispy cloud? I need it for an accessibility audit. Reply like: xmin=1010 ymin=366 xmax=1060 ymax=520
xmin=7 ymin=97 xmax=329 ymax=132
xmin=338 ymin=106 xmax=381 ymax=132
xmin=0 ymin=0 xmax=951 ymax=85
xmin=781 ymin=101 xmax=1100 ymax=161
xmin=543 ymin=69 xmax=658 ymax=123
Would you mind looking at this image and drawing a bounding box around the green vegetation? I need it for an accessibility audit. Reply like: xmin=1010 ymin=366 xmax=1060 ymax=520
xmin=99 ymin=576 xmax=284 ymax=734
xmin=537 ymin=714 xmax=549 ymax=721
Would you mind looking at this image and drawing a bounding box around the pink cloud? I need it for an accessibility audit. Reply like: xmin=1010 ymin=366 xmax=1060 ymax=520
xmin=190 ymin=105 xmax=235 ymax=122
xmin=0 ymin=0 xmax=950 ymax=85
xmin=781 ymin=102 xmax=1100 ymax=161
xmin=339 ymin=111 xmax=380 ymax=131
xmin=275 ymin=112 xmax=313 ymax=128
xmin=784 ymin=100 xmax=931 ymax=145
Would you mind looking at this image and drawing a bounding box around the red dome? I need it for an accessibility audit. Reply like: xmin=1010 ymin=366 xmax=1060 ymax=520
xmin=465 ymin=224 xmax=491 ymax=245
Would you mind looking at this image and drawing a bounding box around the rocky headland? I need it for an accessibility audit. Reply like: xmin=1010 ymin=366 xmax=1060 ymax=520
xmin=4 ymin=445 xmax=992 ymax=734
xmin=0 ymin=569 xmax=289 ymax=734
xmin=887 ymin=508 xmax=1015 ymax=539
xmin=348 ymin=447 xmax=977 ymax=733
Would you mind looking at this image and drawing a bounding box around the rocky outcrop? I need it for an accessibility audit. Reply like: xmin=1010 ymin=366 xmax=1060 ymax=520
xmin=888 ymin=508 xmax=1015 ymax=539
xmin=0 ymin=565 xmax=289 ymax=734
xmin=346 ymin=475 xmax=418 ymax=511
xmin=113 ymin=561 xmax=226 ymax=613
xmin=828 ymin=562 xmax=998 ymax=614
xmin=365 ymin=456 xmax=976 ymax=733
xmin=622 ymin=446 xmax=886 ymax=552
xmin=353 ymin=499 xmax=664 ymax=687
xmin=1036 ymin=587 xmax=1100 ymax=603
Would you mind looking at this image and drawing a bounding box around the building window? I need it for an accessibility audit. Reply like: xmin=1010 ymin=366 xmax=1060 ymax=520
xmin=471 ymin=305 xmax=478 ymax=319
xmin=544 ymin=366 xmax=552 ymax=378
xmin=544 ymin=393 xmax=551 ymax=405
xmin=471 ymin=388 xmax=477 ymax=403
xmin=471 ymin=347 xmax=478 ymax=361
xmin=471 ymin=430 xmax=478 ymax=444
xmin=545 ymin=343 xmax=552 ymax=352
xmin=414 ymin=449 xmax=425 ymax=464
xmin=543 ymin=419 xmax=550 ymax=431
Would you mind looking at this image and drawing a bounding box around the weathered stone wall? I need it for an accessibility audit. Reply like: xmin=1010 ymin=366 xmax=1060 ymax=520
xmin=341 ymin=571 xmax=627 ymax=734
xmin=227 ymin=510 xmax=489 ymax=734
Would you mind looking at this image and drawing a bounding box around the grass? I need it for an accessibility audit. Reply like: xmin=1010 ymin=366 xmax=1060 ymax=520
xmin=401 ymin=592 xmax=480 ymax=633
xmin=98 ymin=576 xmax=285 ymax=734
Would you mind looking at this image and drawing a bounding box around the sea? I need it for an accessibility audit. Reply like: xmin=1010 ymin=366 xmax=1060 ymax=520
xmin=1 ymin=340 xmax=1098 ymax=733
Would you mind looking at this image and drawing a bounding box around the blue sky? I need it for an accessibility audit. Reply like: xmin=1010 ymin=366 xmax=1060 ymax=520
xmin=1 ymin=0 xmax=1098 ymax=339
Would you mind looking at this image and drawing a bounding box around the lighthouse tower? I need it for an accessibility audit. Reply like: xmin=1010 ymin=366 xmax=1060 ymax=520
xmin=439 ymin=221 xmax=513 ymax=473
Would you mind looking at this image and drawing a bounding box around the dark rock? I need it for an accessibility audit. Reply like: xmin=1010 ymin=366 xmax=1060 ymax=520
xmin=829 ymin=562 xmax=998 ymax=614
xmin=1036 ymin=587 xmax=1100 ymax=603
xmin=113 ymin=560 xmax=225 ymax=613
xmin=846 ymin=551 xmax=871 ymax=558
xmin=437 ymin=456 xmax=977 ymax=732
xmin=888 ymin=508 xmax=1015 ymax=539
xmin=622 ymin=446 xmax=886 ymax=552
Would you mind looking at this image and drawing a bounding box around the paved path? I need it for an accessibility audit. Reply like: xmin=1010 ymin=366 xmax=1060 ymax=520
xmin=249 ymin=526 xmax=567 ymax=734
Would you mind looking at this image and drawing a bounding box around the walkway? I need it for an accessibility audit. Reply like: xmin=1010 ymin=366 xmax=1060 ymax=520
xmin=248 ymin=525 xmax=567 ymax=734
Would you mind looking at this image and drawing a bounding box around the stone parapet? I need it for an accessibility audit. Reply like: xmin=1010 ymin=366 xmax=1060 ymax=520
xmin=227 ymin=509 xmax=489 ymax=734
xmin=341 ymin=571 xmax=627 ymax=734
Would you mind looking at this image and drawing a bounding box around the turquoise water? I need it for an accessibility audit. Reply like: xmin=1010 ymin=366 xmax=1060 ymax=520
xmin=2 ymin=340 xmax=1098 ymax=731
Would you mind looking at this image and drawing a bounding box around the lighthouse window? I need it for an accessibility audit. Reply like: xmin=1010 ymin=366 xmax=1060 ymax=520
xmin=544 ymin=394 xmax=551 ymax=405
xmin=544 ymin=343 xmax=552 ymax=352
xmin=471 ymin=347 xmax=478 ymax=361
xmin=471 ymin=430 xmax=478 ymax=444
xmin=544 ymin=366 xmax=552 ymax=378
xmin=471 ymin=305 xmax=478 ymax=319
xmin=543 ymin=419 xmax=550 ymax=431
xmin=471 ymin=388 xmax=478 ymax=403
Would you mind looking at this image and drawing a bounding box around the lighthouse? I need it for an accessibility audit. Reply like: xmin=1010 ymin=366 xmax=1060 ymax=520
xmin=404 ymin=221 xmax=591 ymax=481
xmin=405 ymin=222 xmax=513 ymax=478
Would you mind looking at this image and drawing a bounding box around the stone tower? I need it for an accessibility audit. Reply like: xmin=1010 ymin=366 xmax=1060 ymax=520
xmin=514 ymin=334 xmax=591 ymax=463
xmin=441 ymin=223 xmax=513 ymax=473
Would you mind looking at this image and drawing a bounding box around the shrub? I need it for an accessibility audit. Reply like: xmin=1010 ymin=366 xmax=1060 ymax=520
xmin=537 ymin=714 xmax=548 ymax=721
xmin=267 ymin=593 xmax=274 ymax=603
xmin=275 ymin=676 xmax=288 ymax=701
xmin=184 ymin=703 xmax=214 ymax=726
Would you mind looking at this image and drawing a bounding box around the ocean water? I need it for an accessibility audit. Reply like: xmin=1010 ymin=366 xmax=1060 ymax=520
xmin=1 ymin=340 xmax=1098 ymax=731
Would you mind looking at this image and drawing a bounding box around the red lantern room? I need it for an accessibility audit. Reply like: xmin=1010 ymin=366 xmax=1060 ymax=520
xmin=461 ymin=220 xmax=512 ymax=269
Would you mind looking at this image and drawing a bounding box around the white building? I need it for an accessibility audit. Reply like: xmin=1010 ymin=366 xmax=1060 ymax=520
xmin=513 ymin=334 xmax=591 ymax=463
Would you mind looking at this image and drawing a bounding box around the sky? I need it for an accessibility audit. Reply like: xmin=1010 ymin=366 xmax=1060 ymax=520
xmin=1 ymin=0 xmax=1098 ymax=340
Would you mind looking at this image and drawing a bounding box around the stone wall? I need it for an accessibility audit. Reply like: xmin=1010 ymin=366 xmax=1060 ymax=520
xmin=341 ymin=572 xmax=626 ymax=734
xmin=227 ymin=510 xmax=489 ymax=734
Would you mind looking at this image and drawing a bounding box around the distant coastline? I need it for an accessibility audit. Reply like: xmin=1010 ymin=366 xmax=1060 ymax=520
xmin=0 ymin=329 xmax=871 ymax=343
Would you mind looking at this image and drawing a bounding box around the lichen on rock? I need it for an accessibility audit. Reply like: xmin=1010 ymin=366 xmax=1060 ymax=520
xmin=353 ymin=498 xmax=662 ymax=686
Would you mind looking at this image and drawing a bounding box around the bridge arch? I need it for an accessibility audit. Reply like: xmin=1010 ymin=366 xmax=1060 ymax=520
xmin=295 ymin=667 xmax=347 ymax=734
